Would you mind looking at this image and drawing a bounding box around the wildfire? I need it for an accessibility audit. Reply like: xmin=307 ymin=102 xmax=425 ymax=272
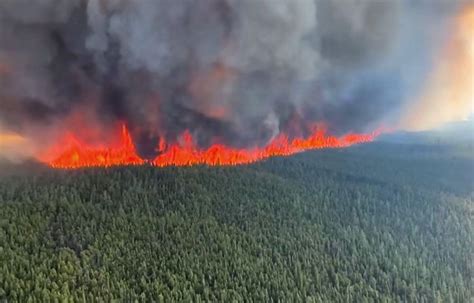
xmin=43 ymin=125 xmax=145 ymax=169
xmin=40 ymin=124 xmax=379 ymax=169
xmin=152 ymin=129 xmax=377 ymax=167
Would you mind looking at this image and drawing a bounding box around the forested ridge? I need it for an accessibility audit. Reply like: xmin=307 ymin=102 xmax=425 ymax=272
xmin=0 ymin=142 xmax=473 ymax=302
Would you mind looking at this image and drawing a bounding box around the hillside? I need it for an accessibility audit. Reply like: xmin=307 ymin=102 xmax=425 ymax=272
xmin=379 ymin=119 xmax=474 ymax=146
xmin=0 ymin=142 xmax=473 ymax=302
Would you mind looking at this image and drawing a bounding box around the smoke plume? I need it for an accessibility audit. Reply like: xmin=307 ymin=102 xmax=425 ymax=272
xmin=0 ymin=0 xmax=471 ymax=159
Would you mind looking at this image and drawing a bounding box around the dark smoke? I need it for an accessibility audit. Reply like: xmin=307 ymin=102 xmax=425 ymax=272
xmin=0 ymin=0 xmax=468 ymax=157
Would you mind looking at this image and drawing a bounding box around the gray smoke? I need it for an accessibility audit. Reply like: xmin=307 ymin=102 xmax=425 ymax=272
xmin=0 ymin=0 xmax=468 ymax=157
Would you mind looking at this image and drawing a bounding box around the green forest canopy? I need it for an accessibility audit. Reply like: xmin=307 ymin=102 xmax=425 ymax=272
xmin=0 ymin=142 xmax=473 ymax=302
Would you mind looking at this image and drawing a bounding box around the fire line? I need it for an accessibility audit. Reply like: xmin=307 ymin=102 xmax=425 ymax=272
xmin=42 ymin=124 xmax=380 ymax=169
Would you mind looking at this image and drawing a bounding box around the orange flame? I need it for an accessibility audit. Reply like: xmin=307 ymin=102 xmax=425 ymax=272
xmin=40 ymin=124 xmax=380 ymax=169
xmin=42 ymin=125 xmax=145 ymax=169
xmin=152 ymin=128 xmax=378 ymax=167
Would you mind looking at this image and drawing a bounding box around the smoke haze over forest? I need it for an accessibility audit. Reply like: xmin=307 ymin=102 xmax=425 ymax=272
xmin=0 ymin=0 xmax=472 ymax=161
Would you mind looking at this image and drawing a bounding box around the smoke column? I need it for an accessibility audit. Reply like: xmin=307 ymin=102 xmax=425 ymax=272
xmin=0 ymin=0 xmax=472 ymax=163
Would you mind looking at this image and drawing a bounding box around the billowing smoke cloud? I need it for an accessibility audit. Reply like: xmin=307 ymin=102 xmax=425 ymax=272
xmin=0 ymin=0 xmax=470 ymax=159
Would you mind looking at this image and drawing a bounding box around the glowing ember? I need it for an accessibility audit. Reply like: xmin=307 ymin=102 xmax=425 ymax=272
xmin=42 ymin=124 xmax=379 ymax=169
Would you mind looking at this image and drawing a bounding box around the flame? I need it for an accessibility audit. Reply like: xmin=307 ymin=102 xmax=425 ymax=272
xmin=400 ymin=4 xmax=474 ymax=130
xmin=40 ymin=124 xmax=380 ymax=169
xmin=41 ymin=125 xmax=145 ymax=169
xmin=152 ymin=128 xmax=378 ymax=167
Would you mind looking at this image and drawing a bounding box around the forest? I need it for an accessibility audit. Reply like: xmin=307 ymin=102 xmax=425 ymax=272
xmin=0 ymin=142 xmax=473 ymax=302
